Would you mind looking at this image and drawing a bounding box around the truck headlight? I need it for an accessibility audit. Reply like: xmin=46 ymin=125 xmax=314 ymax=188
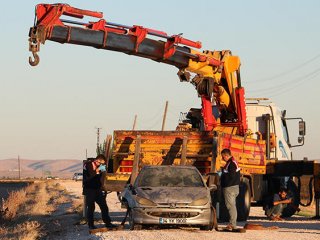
xmin=190 ymin=197 xmax=209 ymax=206
xmin=136 ymin=196 xmax=157 ymax=206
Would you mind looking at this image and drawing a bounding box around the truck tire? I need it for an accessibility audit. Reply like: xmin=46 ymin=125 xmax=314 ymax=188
xmin=217 ymin=188 xmax=229 ymax=222
xmin=237 ymin=178 xmax=251 ymax=221
xmin=281 ymin=179 xmax=300 ymax=217
xmin=218 ymin=178 xmax=251 ymax=222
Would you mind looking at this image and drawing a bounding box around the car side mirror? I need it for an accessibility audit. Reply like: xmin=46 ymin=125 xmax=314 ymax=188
xmin=206 ymin=172 xmax=219 ymax=192
xmin=128 ymin=184 xmax=137 ymax=195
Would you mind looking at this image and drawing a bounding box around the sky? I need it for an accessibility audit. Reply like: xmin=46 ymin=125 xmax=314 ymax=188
xmin=1 ymin=0 xmax=319 ymax=160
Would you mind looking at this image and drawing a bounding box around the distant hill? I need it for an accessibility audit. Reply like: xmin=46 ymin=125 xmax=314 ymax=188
xmin=0 ymin=158 xmax=83 ymax=179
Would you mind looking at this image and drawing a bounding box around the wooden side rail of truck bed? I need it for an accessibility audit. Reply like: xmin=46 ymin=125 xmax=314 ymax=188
xmin=103 ymin=130 xmax=266 ymax=192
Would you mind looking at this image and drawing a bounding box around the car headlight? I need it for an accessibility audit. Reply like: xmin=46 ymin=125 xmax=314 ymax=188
xmin=190 ymin=197 xmax=209 ymax=206
xmin=136 ymin=196 xmax=157 ymax=206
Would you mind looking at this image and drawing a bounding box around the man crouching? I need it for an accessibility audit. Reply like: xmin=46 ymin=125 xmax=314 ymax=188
xmin=265 ymin=187 xmax=292 ymax=221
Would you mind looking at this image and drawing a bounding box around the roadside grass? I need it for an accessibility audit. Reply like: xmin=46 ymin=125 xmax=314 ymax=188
xmin=296 ymin=205 xmax=316 ymax=217
xmin=0 ymin=182 xmax=43 ymax=239
xmin=1 ymin=184 xmax=29 ymax=220
xmin=47 ymin=182 xmax=69 ymax=205
xmin=14 ymin=221 xmax=41 ymax=239
xmin=297 ymin=211 xmax=315 ymax=217
xmin=0 ymin=180 xmax=77 ymax=240
xmin=295 ymin=176 xmax=317 ymax=218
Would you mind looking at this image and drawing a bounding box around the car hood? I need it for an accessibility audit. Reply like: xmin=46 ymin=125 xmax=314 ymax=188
xmin=135 ymin=187 xmax=208 ymax=204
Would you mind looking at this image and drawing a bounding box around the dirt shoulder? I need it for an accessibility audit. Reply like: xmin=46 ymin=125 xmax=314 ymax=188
xmin=0 ymin=180 xmax=85 ymax=240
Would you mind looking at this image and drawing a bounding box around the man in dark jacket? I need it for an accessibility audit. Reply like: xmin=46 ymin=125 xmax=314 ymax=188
xmin=220 ymin=148 xmax=240 ymax=231
xmin=83 ymin=154 xmax=116 ymax=229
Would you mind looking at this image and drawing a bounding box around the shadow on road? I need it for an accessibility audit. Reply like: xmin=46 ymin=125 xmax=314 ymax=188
xmin=245 ymin=215 xmax=320 ymax=231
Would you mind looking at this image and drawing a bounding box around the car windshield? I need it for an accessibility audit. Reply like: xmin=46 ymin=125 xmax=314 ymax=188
xmin=135 ymin=167 xmax=204 ymax=188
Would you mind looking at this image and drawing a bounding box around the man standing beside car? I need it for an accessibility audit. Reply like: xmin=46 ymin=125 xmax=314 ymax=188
xmin=220 ymin=148 xmax=241 ymax=231
xmin=83 ymin=154 xmax=116 ymax=230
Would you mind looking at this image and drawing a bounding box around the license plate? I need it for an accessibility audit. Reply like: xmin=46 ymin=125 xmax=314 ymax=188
xmin=159 ymin=218 xmax=187 ymax=224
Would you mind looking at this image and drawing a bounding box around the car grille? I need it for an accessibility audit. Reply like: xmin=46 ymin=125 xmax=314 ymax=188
xmin=157 ymin=203 xmax=190 ymax=207
xmin=147 ymin=212 xmax=199 ymax=218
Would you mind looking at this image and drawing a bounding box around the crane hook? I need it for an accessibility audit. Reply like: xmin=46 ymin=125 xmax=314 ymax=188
xmin=29 ymin=52 xmax=40 ymax=66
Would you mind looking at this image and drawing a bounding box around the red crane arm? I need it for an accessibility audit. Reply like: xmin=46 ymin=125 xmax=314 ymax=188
xmin=28 ymin=3 xmax=247 ymax=134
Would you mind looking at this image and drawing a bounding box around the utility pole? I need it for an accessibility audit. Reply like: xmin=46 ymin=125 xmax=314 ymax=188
xmin=161 ymin=101 xmax=169 ymax=131
xmin=132 ymin=114 xmax=137 ymax=130
xmin=95 ymin=127 xmax=102 ymax=154
xmin=18 ymin=155 xmax=21 ymax=179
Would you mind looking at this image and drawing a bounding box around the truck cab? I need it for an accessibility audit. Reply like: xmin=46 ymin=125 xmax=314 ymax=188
xmin=246 ymin=98 xmax=305 ymax=161
xmin=179 ymin=98 xmax=305 ymax=162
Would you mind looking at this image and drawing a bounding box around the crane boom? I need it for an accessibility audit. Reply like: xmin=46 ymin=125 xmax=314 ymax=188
xmin=28 ymin=3 xmax=247 ymax=134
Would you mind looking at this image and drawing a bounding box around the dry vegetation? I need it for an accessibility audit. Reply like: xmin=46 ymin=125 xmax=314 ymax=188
xmin=67 ymin=198 xmax=83 ymax=215
xmin=294 ymin=176 xmax=316 ymax=216
xmin=0 ymin=180 xmax=82 ymax=240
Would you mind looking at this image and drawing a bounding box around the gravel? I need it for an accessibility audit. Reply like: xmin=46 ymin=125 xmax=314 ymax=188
xmin=59 ymin=180 xmax=320 ymax=240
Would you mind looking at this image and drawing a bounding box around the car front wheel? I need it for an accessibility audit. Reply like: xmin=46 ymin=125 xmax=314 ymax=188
xmin=200 ymin=207 xmax=216 ymax=231
xmin=128 ymin=208 xmax=142 ymax=230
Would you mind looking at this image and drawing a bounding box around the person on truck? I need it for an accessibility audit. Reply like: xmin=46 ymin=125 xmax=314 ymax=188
xmin=83 ymin=154 xmax=116 ymax=230
xmin=220 ymin=148 xmax=241 ymax=231
xmin=265 ymin=187 xmax=292 ymax=221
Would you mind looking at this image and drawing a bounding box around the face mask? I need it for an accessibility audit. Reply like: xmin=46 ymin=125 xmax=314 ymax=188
xmin=98 ymin=164 xmax=107 ymax=172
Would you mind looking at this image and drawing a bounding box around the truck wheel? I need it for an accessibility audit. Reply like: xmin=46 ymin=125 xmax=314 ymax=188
xmin=237 ymin=178 xmax=251 ymax=221
xmin=128 ymin=208 xmax=142 ymax=230
xmin=281 ymin=179 xmax=300 ymax=217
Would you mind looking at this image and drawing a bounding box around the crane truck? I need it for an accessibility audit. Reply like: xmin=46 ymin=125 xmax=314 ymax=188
xmin=28 ymin=4 xmax=320 ymax=221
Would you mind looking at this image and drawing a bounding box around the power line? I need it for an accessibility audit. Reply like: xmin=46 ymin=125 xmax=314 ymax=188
xmin=140 ymin=105 xmax=164 ymax=124
xmin=247 ymin=53 xmax=320 ymax=83
xmin=267 ymin=72 xmax=320 ymax=97
xmin=247 ymin=69 xmax=320 ymax=97
xmin=169 ymin=99 xmax=201 ymax=111
xmin=247 ymin=67 xmax=320 ymax=93
xmin=145 ymin=116 xmax=163 ymax=130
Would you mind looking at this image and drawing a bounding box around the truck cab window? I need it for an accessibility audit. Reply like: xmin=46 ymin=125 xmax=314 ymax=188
xmin=281 ymin=119 xmax=290 ymax=144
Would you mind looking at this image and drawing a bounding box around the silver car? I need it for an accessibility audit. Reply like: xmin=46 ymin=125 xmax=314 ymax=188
xmin=73 ymin=172 xmax=83 ymax=181
xmin=121 ymin=165 xmax=216 ymax=230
